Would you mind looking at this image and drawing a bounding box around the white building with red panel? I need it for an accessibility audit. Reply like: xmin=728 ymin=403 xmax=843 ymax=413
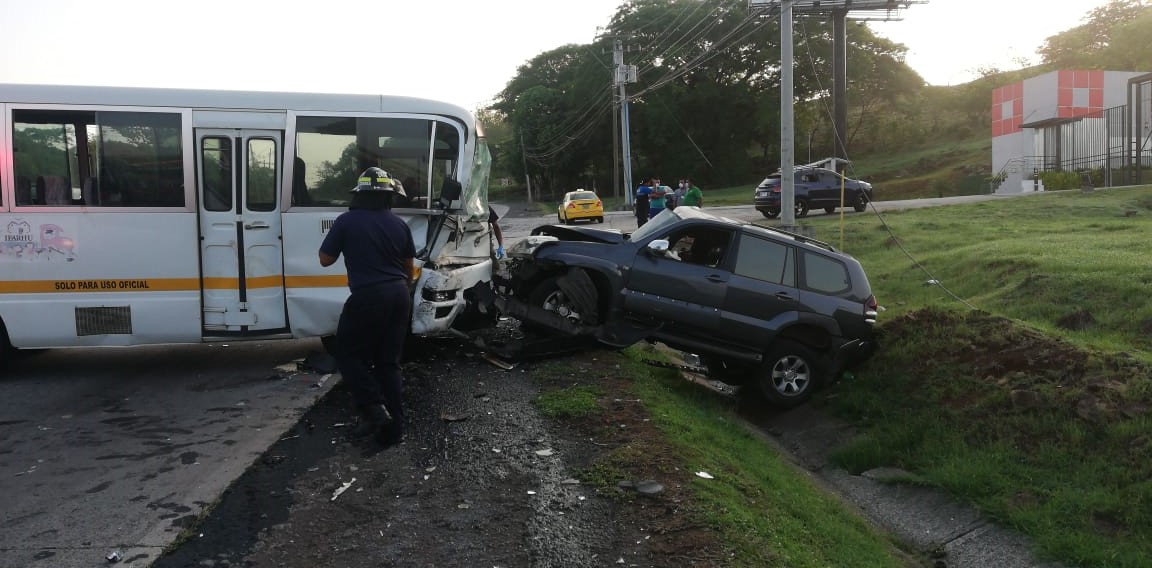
xmin=991 ymin=70 xmax=1146 ymax=193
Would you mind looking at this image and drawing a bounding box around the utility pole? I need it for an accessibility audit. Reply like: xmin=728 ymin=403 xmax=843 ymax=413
xmin=832 ymin=8 xmax=848 ymax=170
xmin=520 ymin=132 xmax=532 ymax=203
xmin=612 ymin=72 xmax=620 ymax=207
xmin=749 ymin=0 xmax=925 ymax=228
xmin=613 ymin=38 xmax=638 ymax=208
xmin=780 ymin=0 xmax=796 ymax=228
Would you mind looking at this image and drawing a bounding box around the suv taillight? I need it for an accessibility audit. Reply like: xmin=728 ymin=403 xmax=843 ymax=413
xmin=864 ymin=294 xmax=878 ymax=324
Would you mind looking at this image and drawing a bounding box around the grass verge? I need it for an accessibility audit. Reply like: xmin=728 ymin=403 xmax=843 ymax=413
xmin=527 ymin=345 xmax=914 ymax=566
xmin=618 ymin=347 xmax=914 ymax=567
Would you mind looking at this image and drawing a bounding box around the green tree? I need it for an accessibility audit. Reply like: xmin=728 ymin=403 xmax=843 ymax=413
xmin=1039 ymin=0 xmax=1150 ymax=69
xmin=1102 ymin=8 xmax=1152 ymax=70
xmin=491 ymin=0 xmax=922 ymax=193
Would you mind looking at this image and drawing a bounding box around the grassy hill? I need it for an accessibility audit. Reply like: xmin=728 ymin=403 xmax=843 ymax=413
xmin=767 ymin=187 xmax=1152 ymax=567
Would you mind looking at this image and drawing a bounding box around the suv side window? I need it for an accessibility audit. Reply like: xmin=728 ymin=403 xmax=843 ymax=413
xmin=666 ymin=226 xmax=732 ymax=268
xmin=802 ymin=251 xmax=851 ymax=294
xmin=735 ymin=234 xmax=794 ymax=286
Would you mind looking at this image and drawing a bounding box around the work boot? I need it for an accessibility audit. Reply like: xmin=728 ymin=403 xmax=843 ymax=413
xmin=349 ymin=404 xmax=393 ymax=438
xmin=375 ymin=424 xmax=404 ymax=448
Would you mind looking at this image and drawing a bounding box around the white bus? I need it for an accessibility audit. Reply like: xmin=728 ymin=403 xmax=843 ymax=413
xmin=0 ymin=83 xmax=496 ymax=362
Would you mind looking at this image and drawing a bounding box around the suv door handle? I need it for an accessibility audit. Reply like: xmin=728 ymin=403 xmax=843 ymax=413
xmin=706 ymin=274 xmax=726 ymax=283
xmin=775 ymin=292 xmax=793 ymax=300
xmin=245 ymin=221 xmax=270 ymax=230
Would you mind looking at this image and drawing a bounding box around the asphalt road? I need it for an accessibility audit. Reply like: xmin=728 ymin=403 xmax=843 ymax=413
xmin=0 ymin=340 xmax=334 ymax=568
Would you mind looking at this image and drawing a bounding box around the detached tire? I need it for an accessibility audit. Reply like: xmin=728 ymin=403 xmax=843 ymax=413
xmin=761 ymin=209 xmax=779 ymax=219
xmin=755 ymin=340 xmax=824 ymax=408
xmin=795 ymin=199 xmax=811 ymax=218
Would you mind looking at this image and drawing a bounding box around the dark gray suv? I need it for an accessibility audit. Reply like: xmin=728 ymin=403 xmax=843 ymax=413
xmin=754 ymin=167 xmax=873 ymax=219
xmin=493 ymin=207 xmax=878 ymax=407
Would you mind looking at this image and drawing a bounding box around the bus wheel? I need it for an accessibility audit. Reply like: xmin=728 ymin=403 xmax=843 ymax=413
xmin=0 ymin=319 xmax=13 ymax=371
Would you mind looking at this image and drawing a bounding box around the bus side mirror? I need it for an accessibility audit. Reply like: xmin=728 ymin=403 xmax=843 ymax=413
xmin=437 ymin=178 xmax=462 ymax=208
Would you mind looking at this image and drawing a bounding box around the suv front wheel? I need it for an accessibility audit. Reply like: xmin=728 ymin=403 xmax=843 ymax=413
xmin=524 ymin=273 xmax=600 ymax=333
xmin=756 ymin=340 xmax=824 ymax=407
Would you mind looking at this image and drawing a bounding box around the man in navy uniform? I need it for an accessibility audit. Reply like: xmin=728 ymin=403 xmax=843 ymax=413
xmin=319 ymin=167 xmax=415 ymax=448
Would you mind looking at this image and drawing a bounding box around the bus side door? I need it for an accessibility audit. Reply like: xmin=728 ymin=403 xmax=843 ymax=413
xmin=196 ymin=129 xmax=287 ymax=333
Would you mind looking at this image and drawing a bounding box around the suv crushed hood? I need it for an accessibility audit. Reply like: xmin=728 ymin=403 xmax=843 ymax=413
xmin=530 ymin=224 xmax=626 ymax=244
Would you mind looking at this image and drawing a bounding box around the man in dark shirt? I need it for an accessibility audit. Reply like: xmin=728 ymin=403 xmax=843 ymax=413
xmin=634 ymin=177 xmax=652 ymax=228
xmin=319 ymin=167 xmax=415 ymax=448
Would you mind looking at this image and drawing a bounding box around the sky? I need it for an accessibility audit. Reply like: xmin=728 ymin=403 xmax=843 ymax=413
xmin=0 ymin=0 xmax=1119 ymax=113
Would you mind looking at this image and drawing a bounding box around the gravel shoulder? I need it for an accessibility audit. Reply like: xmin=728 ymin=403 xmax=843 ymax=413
xmin=153 ymin=330 xmax=726 ymax=568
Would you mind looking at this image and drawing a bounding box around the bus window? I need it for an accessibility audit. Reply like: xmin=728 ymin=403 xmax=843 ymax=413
xmin=201 ymin=137 xmax=232 ymax=212
xmin=13 ymin=109 xmax=184 ymax=207
xmin=293 ymin=116 xmax=462 ymax=208
xmin=247 ymin=138 xmax=277 ymax=212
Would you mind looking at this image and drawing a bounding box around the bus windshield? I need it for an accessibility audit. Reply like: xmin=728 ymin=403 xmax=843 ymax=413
xmin=293 ymin=116 xmax=463 ymax=209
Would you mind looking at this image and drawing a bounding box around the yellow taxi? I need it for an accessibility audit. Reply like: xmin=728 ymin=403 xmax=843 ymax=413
xmin=557 ymin=189 xmax=604 ymax=224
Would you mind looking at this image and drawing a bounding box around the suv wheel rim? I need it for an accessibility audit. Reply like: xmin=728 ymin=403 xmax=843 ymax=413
xmin=770 ymin=355 xmax=810 ymax=396
xmin=542 ymin=290 xmax=582 ymax=323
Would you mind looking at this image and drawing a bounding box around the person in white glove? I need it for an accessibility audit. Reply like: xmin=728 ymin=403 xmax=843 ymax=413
xmin=488 ymin=206 xmax=505 ymax=259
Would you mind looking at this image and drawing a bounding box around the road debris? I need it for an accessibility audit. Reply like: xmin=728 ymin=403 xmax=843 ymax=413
xmin=313 ymin=374 xmax=332 ymax=389
xmin=331 ymin=478 xmax=357 ymax=501
xmin=440 ymin=412 xmax=470 ymax=422
xmin=105 ymin=550 xmax=122 ymax=563
xmin=695 ymin=471 xmax=714 ymax=479
xmin=617 ymin=480 xmax=665 ymax=497
xmin=482 ymin=353 xmax=517 ymax=370
xmin=534 ymin=449 xmax=554 ymax=456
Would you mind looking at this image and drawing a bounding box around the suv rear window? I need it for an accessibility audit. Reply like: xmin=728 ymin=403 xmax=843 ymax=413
xmin=570 ymin=192 xmax=597 ymax=201
xmin=735 ymin=234 xmax=794 ymax=286
xmin=802 ymin=252 xmax=851 ymax=295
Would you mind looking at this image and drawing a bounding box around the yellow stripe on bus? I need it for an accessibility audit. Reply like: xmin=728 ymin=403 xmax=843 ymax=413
xmin=202 ymin=275 xmax=286 ymax=290
xmin=0 ymin=275 xmax=347 ymax=294
xmin=0 ymin=278 xmax=201 ymax=294
xmin=283 ymin=275 xmax=348 ymax=288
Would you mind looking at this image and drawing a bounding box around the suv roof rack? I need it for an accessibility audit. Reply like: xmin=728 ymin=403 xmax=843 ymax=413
xmin=757 ymin=224 xmax=838 ymax=252
xmin=770 ymin=157 xmax=853 ymax=174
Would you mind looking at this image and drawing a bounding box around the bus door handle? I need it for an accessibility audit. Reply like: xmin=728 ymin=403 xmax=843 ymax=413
xmin=244 ymin=221 xmax=270 ymax=230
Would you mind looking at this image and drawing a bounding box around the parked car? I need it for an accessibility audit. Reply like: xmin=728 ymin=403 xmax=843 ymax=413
xmin=557 ymin=190 xmax=604 ymax=224
xmin=753 ymin=167 xmax=873 ymax=219
xmin=494 ymin=207 xmax=878 ymax=407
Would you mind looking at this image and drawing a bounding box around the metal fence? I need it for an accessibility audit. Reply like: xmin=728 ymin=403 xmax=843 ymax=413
xmin=1018 ymin=75 xmax=1152 ymax=188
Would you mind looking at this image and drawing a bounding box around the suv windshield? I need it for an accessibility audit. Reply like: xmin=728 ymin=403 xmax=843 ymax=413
xmin=629 ymin=208 xmax=683 ymax=241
